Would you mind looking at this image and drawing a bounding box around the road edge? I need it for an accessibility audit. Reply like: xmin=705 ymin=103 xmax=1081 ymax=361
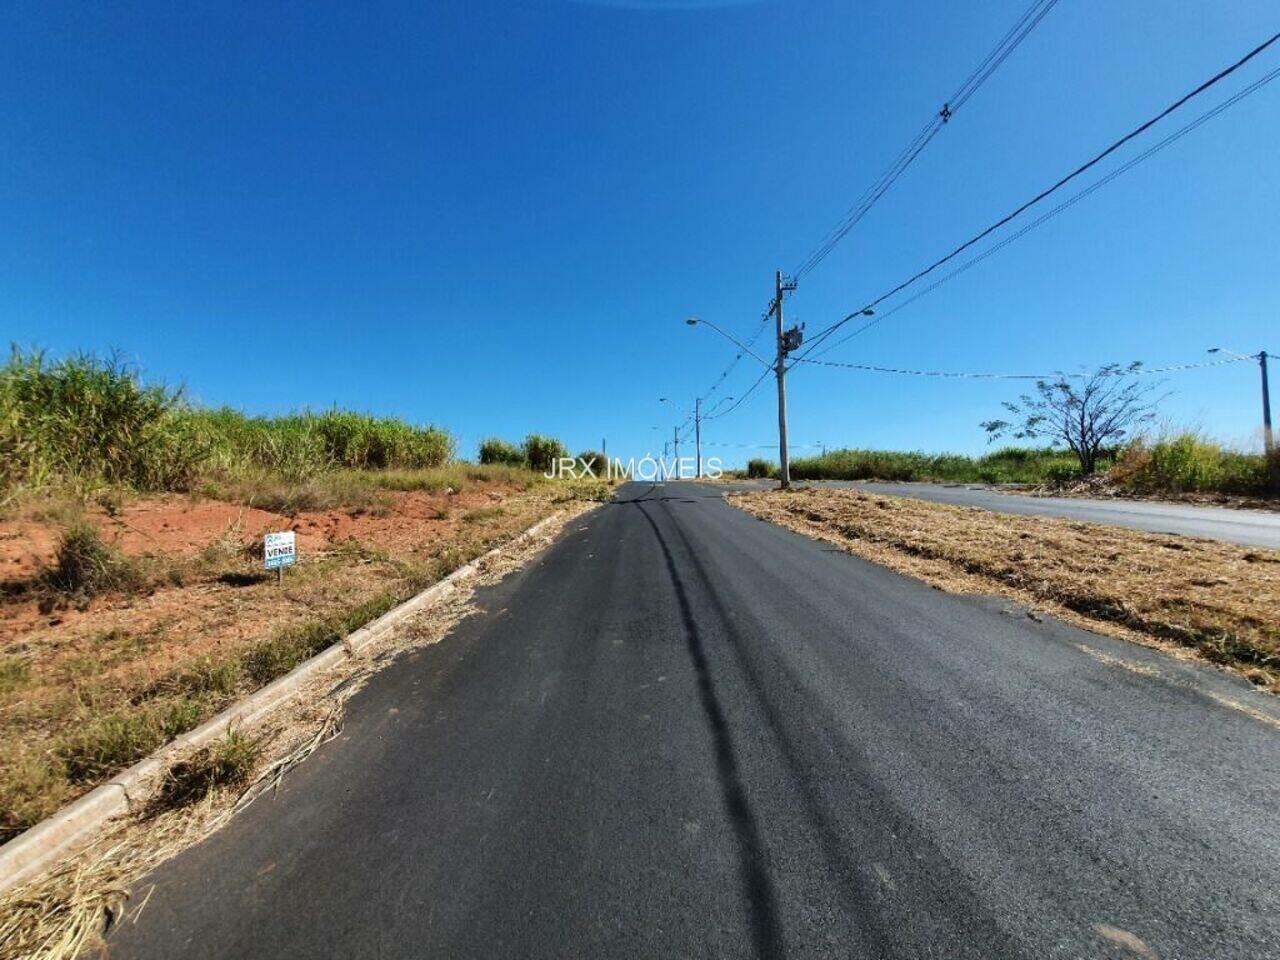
xmin=0 ymin=510 xmax=566 ymax=897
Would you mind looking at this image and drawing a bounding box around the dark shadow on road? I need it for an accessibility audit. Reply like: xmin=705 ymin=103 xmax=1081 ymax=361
xmin=631 ymin=499 xmax=786 ymax=960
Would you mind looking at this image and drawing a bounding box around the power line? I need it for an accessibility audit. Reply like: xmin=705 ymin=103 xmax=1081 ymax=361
xmin=948 ymin=0 xmax=1059 ymax=113
xmin=794 ymin=29 xmax=1280 ymax=363
xmin=686 ymin=0 xmax=1060 ymax=414
xmin=690 ymin=351 xmax=1251 ymax=448
xmin=700 ymin=302 xmax=774 ymax=401
xmin=793 ymin=353 xmax=1255 ymax=379
xmin=699 ymin=441 xmax=827 ymax=449
xmin=804 ymin=60 xmax=1280 ymax=361
xmin=792 ymin=0 xmax=1060 ymax=281
xmin=701 ymin=364 xmax=774 ymax=423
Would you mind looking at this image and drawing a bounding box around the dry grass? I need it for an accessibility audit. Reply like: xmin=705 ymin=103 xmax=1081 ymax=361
xmin=145 ymin=732 xmax=261 ymax=815
xmin=0 ymin=503 xmax=595 ymax=960
xmin=732 ymin=487 xmax=1280 ymax=690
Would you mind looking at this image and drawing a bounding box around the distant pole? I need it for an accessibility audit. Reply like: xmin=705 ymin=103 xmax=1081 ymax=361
xmin=1261 ymin=350 xmax=1277 ymax=490
xmin=602 ymin=437 xmax=607 ymax=457
xmin=695 ymin=397 xmax=703 ymax=479
xmin=673 ymin=425 xmax=680 ymax=465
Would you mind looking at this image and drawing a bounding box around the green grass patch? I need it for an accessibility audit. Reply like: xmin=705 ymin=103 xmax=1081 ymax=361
xmin=0 ymin=752 xmax=69 ymax=843
xmin=0 ymin=657 xmax=31 ymax=694
xmin=56 ymin=697 xmax=207 ymax=784
xmin=242 ymin=591 xmax=409 ymax=687
xmin=462 ymin=505 xmax=506 ymax=524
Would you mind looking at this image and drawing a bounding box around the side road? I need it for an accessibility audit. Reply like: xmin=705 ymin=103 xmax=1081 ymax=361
xmin=719 ymin=478 xmax=1280 ymax=547
xmin=108 ymin=482 xmax=1280 ymax=959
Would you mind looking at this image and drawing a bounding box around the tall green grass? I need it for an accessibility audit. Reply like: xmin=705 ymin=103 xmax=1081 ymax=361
xmin=0 ymin=348 xmax=203 ymax=491
xmin=476 ymin=434 xmax=570 ymax=473
xmin=1112 ymin=433 xmax=1271 ymax=495
xmin=1 ymin=347 xmax=454 ymax=495
xmin=746 ymin=438 xmax=1272 ymax=497
xmin=786 ymin=447 xmax=1085 ymax=484
xmin=478 ymin=437 xmax=524 ymax=467
xmin=520 ymin=434 xmax=568 ymax=473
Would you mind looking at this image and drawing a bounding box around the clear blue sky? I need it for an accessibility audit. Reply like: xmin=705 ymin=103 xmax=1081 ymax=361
xmin=4 ymin=0 xmax=1278 ymax=465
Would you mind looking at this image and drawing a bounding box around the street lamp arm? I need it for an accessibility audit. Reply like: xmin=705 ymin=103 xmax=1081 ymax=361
xmin=686 ymin=318 xmax=772 ymax=369
xmin=1208 ymin=347 xmax=1260 ymax=361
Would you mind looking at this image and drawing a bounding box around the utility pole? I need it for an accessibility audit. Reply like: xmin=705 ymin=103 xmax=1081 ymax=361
xmin=1261 ymin=350 xmax=1277 ymax=490
xmin=695 ymin=397 xmax=702 ymax=479
xmin=1213 ymin=345 xmax=1278 ymax=490
xmin=774 ymin=270 xmax=798 ymax=489
xmin=673 ymin=425 xmax=680 ymax=465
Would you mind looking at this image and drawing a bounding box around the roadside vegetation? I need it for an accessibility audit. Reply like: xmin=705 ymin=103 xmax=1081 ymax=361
xmin=1 ymin=348 xmax=455 ymax=504
xmin=739 ymin=362 xmax=1274 ymax=499
xmin=734 ymin=487 xmax=1280 ymax=691
xmin=742 ymin=435 xmax=1273 ymax=499
xmin=746 ymin=446 xmax=1086 ymax=485
xmin=478 ymin=434 xmax=570 ymax=473
xmin=1110 ymin=432 xmax=1274 ymax=496
xmin=0 ymin=348 xmax=608 ymax=843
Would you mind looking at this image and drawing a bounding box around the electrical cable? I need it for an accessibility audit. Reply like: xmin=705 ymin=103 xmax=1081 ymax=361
xmin=802 ymin=61 xmax=1280 ymax=362
xmin=792 ymin=353 xmax=1254 ymax=379
xmin=794 ymin=30 xmax=1280 ymax=363
xmin=793 ymin=0 xmax=1060 ymax=281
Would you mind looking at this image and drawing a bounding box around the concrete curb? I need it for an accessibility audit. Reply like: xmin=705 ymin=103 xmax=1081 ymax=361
xmin=0 ymin=511 xmax=565 ymax=897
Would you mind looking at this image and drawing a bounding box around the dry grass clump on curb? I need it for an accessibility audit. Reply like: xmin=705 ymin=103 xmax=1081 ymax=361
xmin=146 ymin=732 xmax=261 ymax=815
xmin=732 ymin=488 xmax=1280 ymax=688
xmin=0 ymin=504 xmax=594 ymax=960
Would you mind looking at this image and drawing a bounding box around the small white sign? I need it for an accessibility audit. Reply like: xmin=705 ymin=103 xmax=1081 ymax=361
xmin=264 ymin=531 xmax=297 ymax=570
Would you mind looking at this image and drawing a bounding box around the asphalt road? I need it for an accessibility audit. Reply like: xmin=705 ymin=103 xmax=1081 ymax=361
xmin=110 ymin=482 xmax=1280 ymax=959
xmin=722 ymin=478 xmax=1280 ymax=548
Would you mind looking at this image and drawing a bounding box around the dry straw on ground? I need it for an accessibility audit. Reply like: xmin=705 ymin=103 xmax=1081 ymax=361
xmin=732 ymin=488 xmax=1279 ymax=690
xmin=0 ymin=504 xmax=594 ymax=960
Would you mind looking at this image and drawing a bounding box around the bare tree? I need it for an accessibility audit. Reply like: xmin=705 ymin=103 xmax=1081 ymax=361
xmin=980 ymin=363 xmax=1164 ymax=475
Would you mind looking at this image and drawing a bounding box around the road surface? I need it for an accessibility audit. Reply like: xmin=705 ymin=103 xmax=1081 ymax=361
xmin=721 ymin=478 xmax=1280 ymax=548
xmin=110 ymin=482 xmax=1280 ymax=959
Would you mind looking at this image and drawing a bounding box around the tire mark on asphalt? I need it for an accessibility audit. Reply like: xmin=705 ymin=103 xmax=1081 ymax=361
xmin=632 ymin=499 xmax=786 ymax=960
xmin=660 ymin=492 xmax=1030 ymax=958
